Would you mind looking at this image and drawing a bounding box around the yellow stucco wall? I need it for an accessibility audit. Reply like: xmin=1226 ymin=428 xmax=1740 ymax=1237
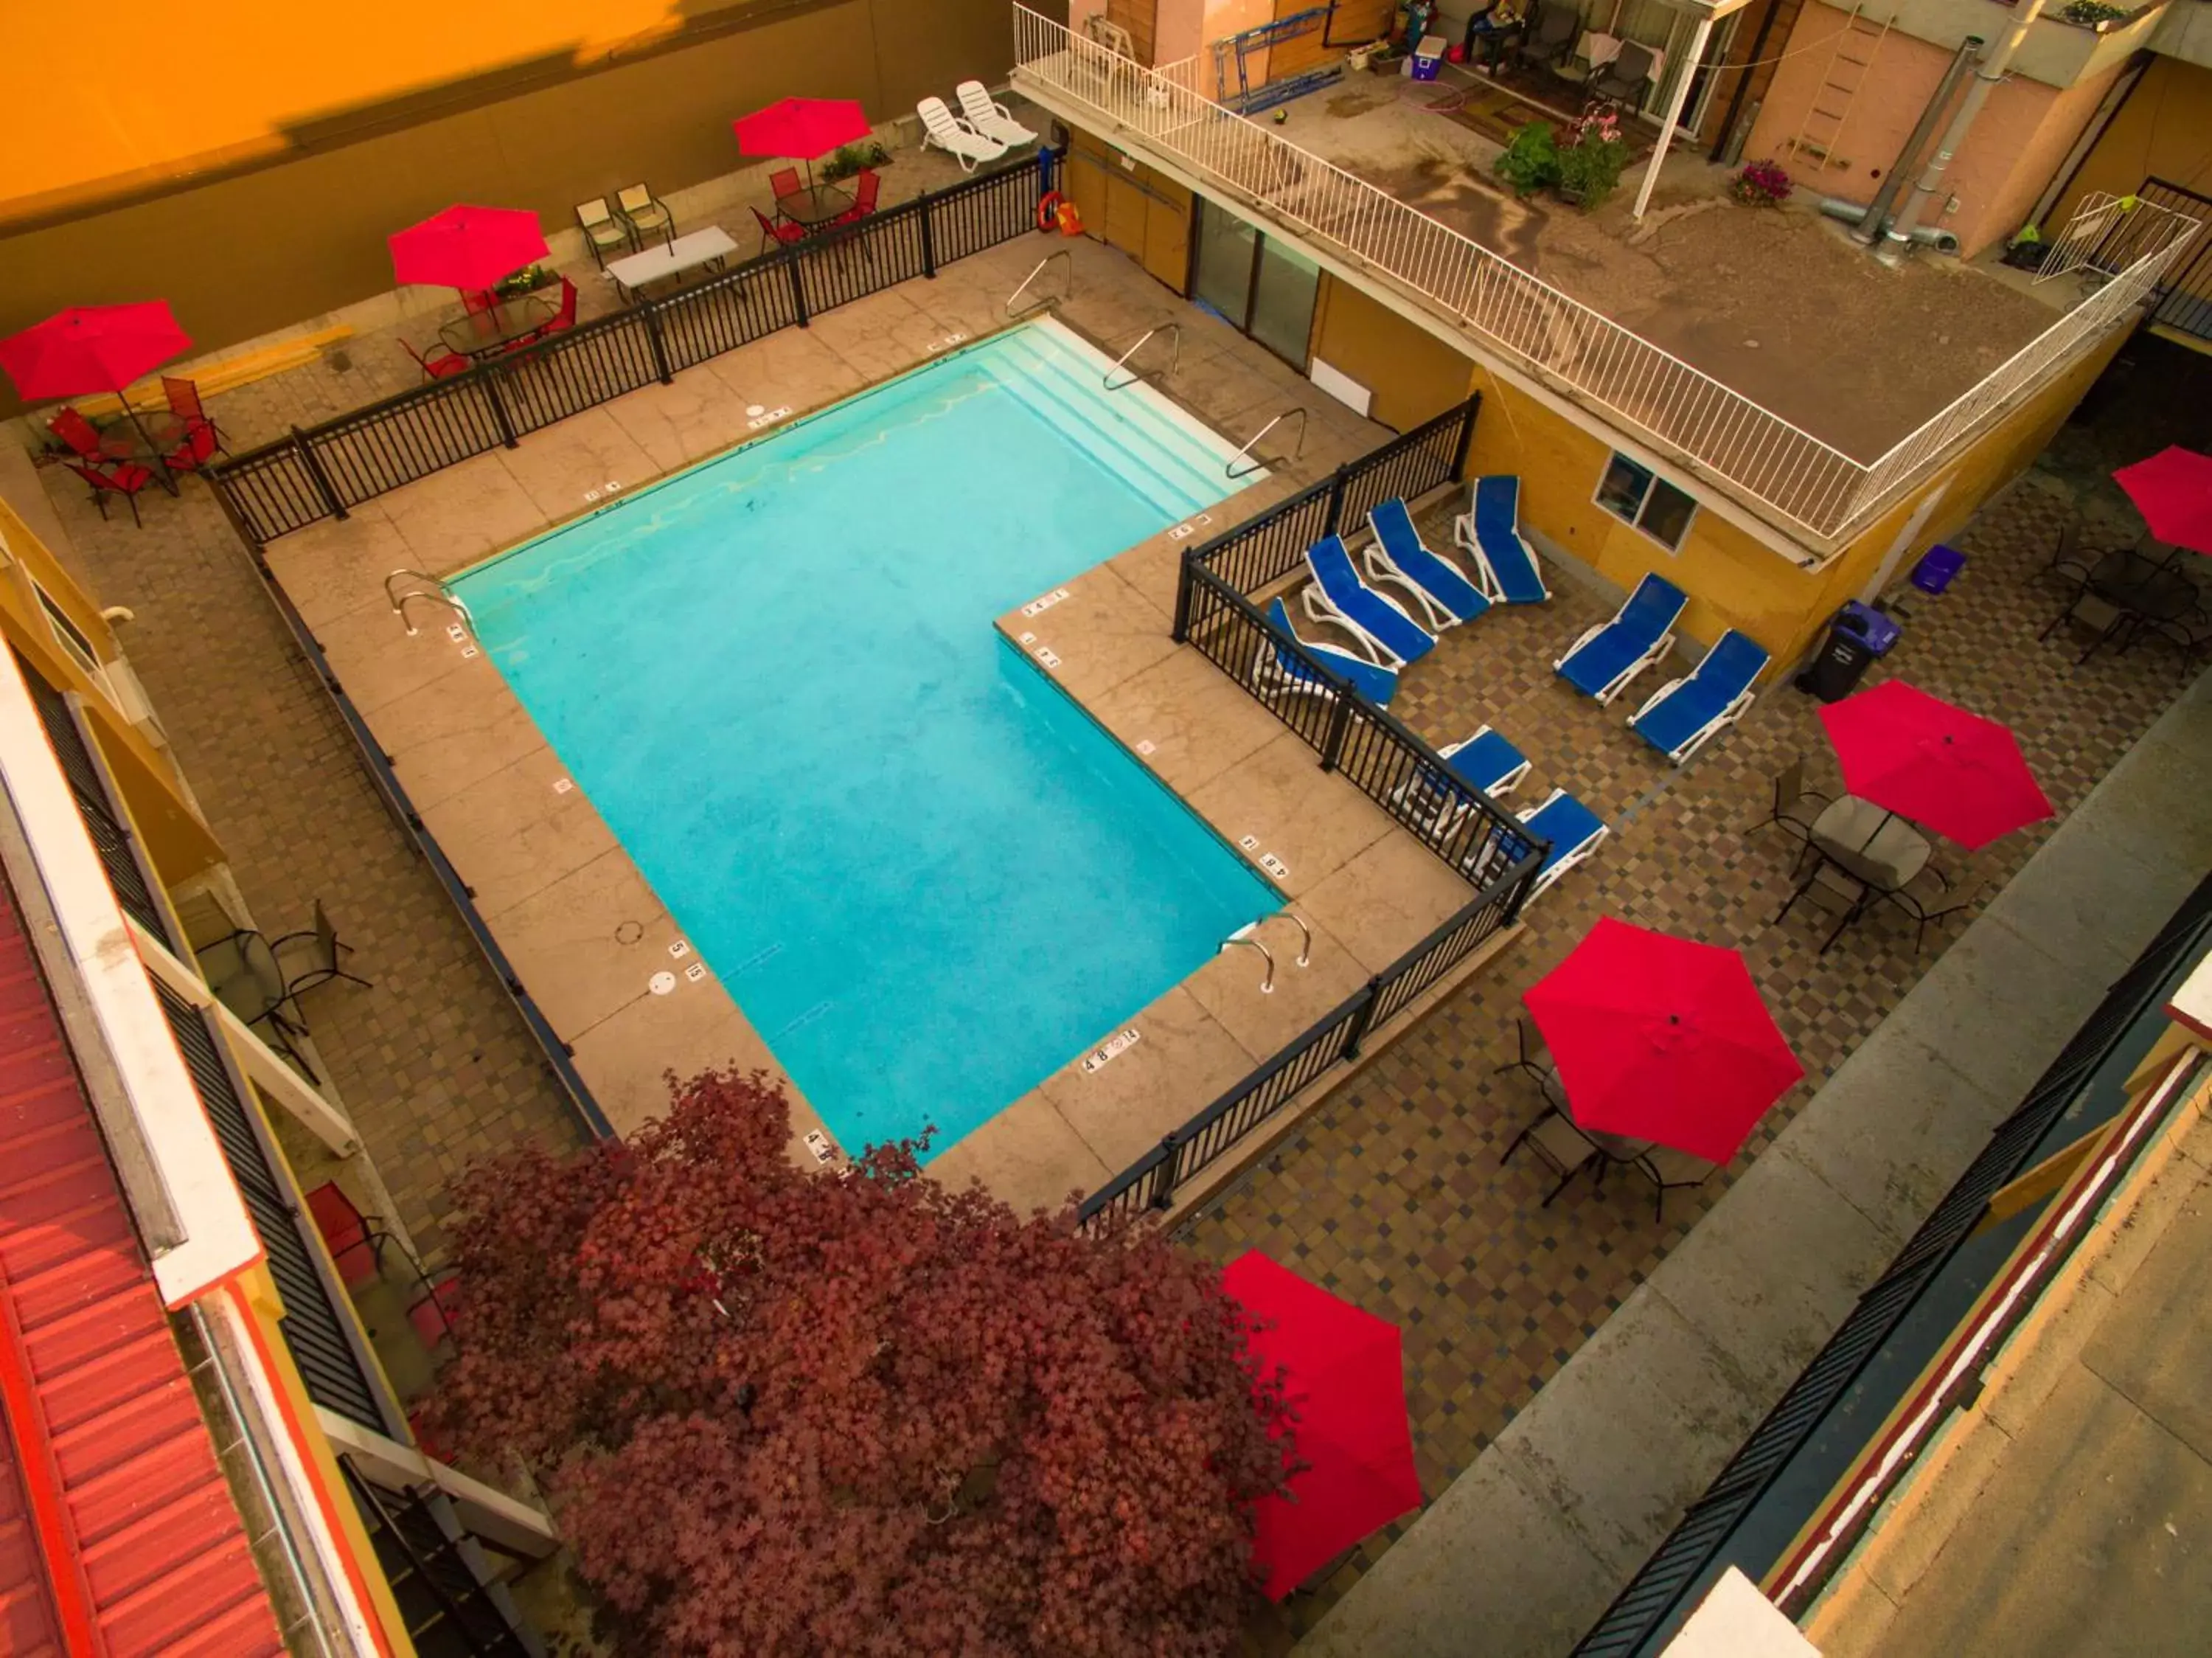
xmin=2048 ymin=54 xmax=2212 ymax=224
xmin=1461 ymin=316 xmax=2129 ymax=667
xmin=0 ymin=496 xmax=223 ymax=883
xmin=1310 ymin=274 xmax=1478 ymax=435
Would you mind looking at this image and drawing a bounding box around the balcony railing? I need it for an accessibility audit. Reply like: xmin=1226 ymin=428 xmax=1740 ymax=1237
xmin=1011 ymin=4 xmax=2202 ymax=544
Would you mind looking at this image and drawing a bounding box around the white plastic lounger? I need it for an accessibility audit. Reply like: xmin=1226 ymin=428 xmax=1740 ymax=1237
xmin=1389 ymin=724 xmax=1529 ymax=831
xmin=1303 ymin=535 xmax=1437 ymax=668
xmin=917 ymin=97 xmax=1008 ymax=172
xmin=1257 ymin=598 xmax=1400 ymax=705
xmin=1555 ymin=572 xmax=1688 ymax=704
xmin=955 ymin=80 xmax=1038 ymax=148
xmin=1629 ymin=628 xmax=1771 ymax=765
xmin=1453 ymin=476 xmax=1551 ymax=605
xmin=1363 ymin=497 xmax=1490 ymax=631
xmin=1513 ymin=788 xmax=1609 ymax=903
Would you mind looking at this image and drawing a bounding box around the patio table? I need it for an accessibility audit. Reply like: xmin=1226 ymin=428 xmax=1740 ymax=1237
xmin=1808 ymin=794 xmax=1930 ymax=891
xmin=605 ymin=226 xmax=740 ymax=302
xmin=91 ymin=412 xmax=189 ymax=493
xmin=779 ymin=184 xmax=855 ymax=229
xmin=2087 ymin=549 xmax=2199 ymax=626
xmin=439 ymin=294 xmax=555 ymax=359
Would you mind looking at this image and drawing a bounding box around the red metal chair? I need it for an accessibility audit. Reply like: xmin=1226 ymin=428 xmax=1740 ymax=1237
xmin=463 ymin=288 xmax=496 ymax=315
xmin=161 ymin=376 xmax=227 ymax=456
xmin=161 ymin=420 xmax=220 ymax=475
xmin=303 ymin=1181 xmax=389 ymax=1288
xmin=521 ymin=276 xmax=579 ymax=346
xmin=402 ymin=337 xmax=471 ymax=381
xmin=407 ymin=1274 xmax=461 ymax=1353
xmin=752 ymin=205 xmax=807 ymax=254
xmin=63 ymin=460 xmax=158 ymax=527
xmin=769 ymin=166 xmax=802 ymax=204
xmin=47 ymin=407 xmax=105 ymax=460
xmin=832 ymin=169 xmax=882 ymax=226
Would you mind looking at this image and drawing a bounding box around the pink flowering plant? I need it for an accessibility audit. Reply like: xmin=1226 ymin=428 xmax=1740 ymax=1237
xmin=1555 ymin=106 xmax=1629 ymax=206
xmin=1733 ymin=159 xmax=1792 ymax=207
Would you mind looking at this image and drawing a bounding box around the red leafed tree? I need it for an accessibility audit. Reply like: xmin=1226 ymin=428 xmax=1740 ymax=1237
xmin=422 ymin=1068 xmax=1292 ymax=1657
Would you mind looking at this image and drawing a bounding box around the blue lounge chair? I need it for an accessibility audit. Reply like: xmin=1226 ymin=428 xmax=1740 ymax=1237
xmin=1302 ymin=535 xmax=1437 ymax=668
xmin=1554 ymin=572 xmax=1687 ymax=704
xmin=1258 ymin=597 xmax=1399 ymax=705
xmin=1514 ymin=788 xmax=1609 ymax=903
xmin=1363 ymin=497 xmax=1490 ymax=631
xmin=1389 ymin=723 xmax=1529 ymax=830
xmin=1453 ymin=476 xmax=1551 ymax=605
xmin=1629 ymin=628 xmax=1771 ymax=765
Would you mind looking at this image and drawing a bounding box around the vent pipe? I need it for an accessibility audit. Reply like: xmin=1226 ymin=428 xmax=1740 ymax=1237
xmin=1877 ymin=0 xmax=2052 ymax=264
xmin=1857 ymin=35 xmax=1984 ymax=245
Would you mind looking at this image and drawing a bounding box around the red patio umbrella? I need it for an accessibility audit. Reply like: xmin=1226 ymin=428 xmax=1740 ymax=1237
xmin=388 ymin=205 xmax=549 ymax=294
xmin=1523 ymin=918 xmax=1804 ymax=1165
xmin=2112 ymin=446 xmax=2212 ymax=558
xmin=734 ymin=96 xmax=872 ymax=191
xmin=1818 ymin=679 xmax=2051 ymax=851
xmin=1223 ymin=1250 xmax=1421 ymax=1600
xmin=0 ymin=301 xmax=194 ymax=462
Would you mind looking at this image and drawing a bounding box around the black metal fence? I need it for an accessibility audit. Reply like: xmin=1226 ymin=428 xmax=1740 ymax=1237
xmin=1070 ymin=397 xmax=1543 ymax=1231
xmin=1572 ymin=870 xmax=2212 ymax=1657
xmin=2138 ymin=176 xmax=2212 ymax=342
xmin=1077 ymin=854 xmax=1536 ymax=1229
xmin=209 ymin=154 xmax=1054 ymax=545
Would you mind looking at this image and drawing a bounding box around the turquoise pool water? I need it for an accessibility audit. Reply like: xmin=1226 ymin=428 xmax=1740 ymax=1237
xmin=454 ymin=322 xmax=1276 ymax=1156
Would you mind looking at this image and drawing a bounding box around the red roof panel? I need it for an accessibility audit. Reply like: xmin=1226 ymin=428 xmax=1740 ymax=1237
xmin=0 ymin=874 xmax=286 ymax=1658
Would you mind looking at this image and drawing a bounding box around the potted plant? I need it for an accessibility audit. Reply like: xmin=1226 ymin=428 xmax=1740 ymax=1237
xmin=1554 ymin=108 xmax=1627 ymax=208
xmin=2060 ymin=0 xmax=2126 ymax=27
xmin=492 ymin=265 xmax=552 ymax=301
xmin=821 ymin=139 xmax=891 ymax=183
xmin=1494 ymin=121 xmax=1560 ymax=198
xmin=1732 ymin=158 xmax=1792 ymax=207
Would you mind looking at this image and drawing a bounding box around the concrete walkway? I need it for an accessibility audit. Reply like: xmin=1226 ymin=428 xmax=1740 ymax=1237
xmin=1298 ymin=663 xmax=2212 ymax=1657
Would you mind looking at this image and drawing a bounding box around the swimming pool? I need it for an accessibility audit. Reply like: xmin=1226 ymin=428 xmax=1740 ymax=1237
xmin=454 ymin=321 xmax=1277 ymax=1155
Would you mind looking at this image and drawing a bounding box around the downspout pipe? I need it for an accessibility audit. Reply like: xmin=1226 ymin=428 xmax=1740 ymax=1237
xmin=1877 ymin=0 xmax=2052 ymax=264
xmin=1818 ymin=196 xmax=1962 ymax=252
xmin=1857 ymin=35 xmax=1984 ymax=245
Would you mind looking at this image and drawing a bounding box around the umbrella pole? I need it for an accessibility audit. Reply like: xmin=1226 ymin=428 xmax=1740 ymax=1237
xmin=1858 ymin=808 xmax=1896 ymax=853
xmin=123 ymin=401 xmax=181 ymax=496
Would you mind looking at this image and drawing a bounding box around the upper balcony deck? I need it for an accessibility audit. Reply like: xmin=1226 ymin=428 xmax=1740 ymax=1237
xmin=1010 ymin=6 xmax=2200 ymax=550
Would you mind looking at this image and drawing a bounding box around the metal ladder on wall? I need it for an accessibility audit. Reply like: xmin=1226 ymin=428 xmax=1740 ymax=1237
xmin=1789 ymin=2 xmax=1893 ymax=172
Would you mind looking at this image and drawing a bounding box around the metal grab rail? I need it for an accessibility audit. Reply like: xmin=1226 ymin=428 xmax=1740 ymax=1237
xmin=1227 ymin=406 xmax=1307 ymax=479
xmin=1006 ymin=249 xmax=1073 ymax=318
xmin=382 ymin=568 xmax=475 ymax=639
xmin=1102 ymin=322 xmax=1182 ymax=389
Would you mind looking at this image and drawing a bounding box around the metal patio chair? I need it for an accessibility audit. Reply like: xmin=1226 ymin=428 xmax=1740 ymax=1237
xmin=1500 ymin=1103 xmax=1601 ymax=1206
xmin=1628 ymin=1146 xmax=1716 ymax=1224
xmin=272 ymin=899 xmax=373 ymax=999
xmin=1514 ymin=1 xmax=1581 ymax=71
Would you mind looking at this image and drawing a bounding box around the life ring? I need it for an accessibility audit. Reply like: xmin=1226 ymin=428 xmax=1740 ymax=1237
xmin=1037 ymin=190 xmax=1064 ymax=232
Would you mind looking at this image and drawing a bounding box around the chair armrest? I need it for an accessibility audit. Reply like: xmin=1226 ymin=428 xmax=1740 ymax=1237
xmin=1556 ymin=621 xmax=1604 ymax=664
xmin=1628 ymin=676 xmax=1686 ymax=721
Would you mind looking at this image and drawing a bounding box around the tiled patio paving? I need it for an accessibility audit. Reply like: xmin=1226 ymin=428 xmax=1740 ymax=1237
xmin=1185 ymin=474 xmax=2195 ymax=1648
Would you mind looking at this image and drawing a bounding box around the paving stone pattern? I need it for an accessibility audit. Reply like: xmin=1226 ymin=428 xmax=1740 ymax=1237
xmin=1185 ymin=474 xmax=2197 ymax=1649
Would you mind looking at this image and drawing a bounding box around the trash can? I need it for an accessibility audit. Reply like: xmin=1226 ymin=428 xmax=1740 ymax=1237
xmin=1795 ymin=601 xmax=1901 ymax=702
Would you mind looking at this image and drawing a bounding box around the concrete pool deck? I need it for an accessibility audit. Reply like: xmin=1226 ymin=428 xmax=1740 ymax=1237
xmin=258 ymin=232 xmax=1493 ymax=1207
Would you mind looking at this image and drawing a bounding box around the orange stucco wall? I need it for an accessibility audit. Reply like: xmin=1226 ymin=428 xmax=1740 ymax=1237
xmin=1744 ymin=4 xmax=2115 ymax=256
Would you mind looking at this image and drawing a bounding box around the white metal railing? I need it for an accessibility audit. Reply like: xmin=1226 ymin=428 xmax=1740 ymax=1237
xmin=1013 ymin=4 xmax=2201 ymax=544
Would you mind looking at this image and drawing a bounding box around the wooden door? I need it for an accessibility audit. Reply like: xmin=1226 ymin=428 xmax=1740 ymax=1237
xmin=1142 ymin=176 xmax=1192 ymax=293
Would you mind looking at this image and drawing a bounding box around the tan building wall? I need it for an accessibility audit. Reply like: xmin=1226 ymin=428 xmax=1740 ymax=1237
xmin=1744 ymin=2 xmax=2117 ymax=255
xmin=1459 ymin=317 xmax=2128 ymax=667
xmin=0 ymin=0 xmax=1013 ymax=415
xmin=0 ymin=495 xmax=223 ymax=883
xmin=1310 ymin=274 xmax=1478 ymax=434
xmin=2048 ymin=52 xmax=2212 ymax=225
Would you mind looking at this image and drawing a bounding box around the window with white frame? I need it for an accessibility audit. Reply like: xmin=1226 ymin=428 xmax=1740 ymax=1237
xmin=1595 ymin=453 xmax=1697 ymax=551
xmin=35 ymin=581 xmax=110 ymax=693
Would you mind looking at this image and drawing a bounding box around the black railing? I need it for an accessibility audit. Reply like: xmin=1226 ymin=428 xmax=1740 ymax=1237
xmin=17 ymin=654 xmax=171 ymax=941
xmin=210 ymin=155 xmax=1053 ymax=545
xmin=1077 ymin=853 xmax=1537 ymax=1229
xmin=342 ymin=1460 xmax=538 ymax=1657
xmin=1573 ymin=870 xmax=2212 ymax=1657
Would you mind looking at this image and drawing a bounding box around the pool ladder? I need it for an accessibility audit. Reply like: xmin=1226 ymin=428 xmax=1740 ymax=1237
xmin=1218 ymin=913 xmax=1312 ymax=993
xmin=1103 ymin=323 xmax=1180 ymax=391
xmin=1228 ymin=406 xmax=1308 ymax=480
xmin=1006 ymin=249 xmax=1073 ymax=319
xmin=384 ymin=569 xmax=476 ymax=640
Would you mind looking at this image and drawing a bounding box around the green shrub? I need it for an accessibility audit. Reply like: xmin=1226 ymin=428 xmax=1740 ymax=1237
xmin=1495 ymin=122 xmax=1559 ymax=198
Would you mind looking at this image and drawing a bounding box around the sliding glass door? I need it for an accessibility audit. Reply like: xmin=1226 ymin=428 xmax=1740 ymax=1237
xmin=1191 ymin=199 xmax=1320 ymax=368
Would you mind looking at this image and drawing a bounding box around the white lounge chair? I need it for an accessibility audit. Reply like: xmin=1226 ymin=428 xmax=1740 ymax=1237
xmin=1388 ymin=724 xmax=1529 ymax=833
xmin=1628 ymin=628 xmax=1770 ymax=766
xmin=917 ymin=97 xmax=1008 ymax=173
xmin=1303 ymin=535 xmax=1437 ymax=669
xmin=1554 ymin=573 xmax=1687 ymax=705
xmin=1453 ymin=476 xmax=1551 ymax=605
xmin=956 ymin=81 xmax=1038 ymax=149
xmin=1363 ymin=497 xmax=1490 ymax=632
xmin=1512 ymin=788 xmax=1610 ymax=903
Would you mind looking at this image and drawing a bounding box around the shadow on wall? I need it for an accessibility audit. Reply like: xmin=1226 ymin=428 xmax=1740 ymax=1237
xmin=0 ymin=0 xmax=1014 ymax=418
